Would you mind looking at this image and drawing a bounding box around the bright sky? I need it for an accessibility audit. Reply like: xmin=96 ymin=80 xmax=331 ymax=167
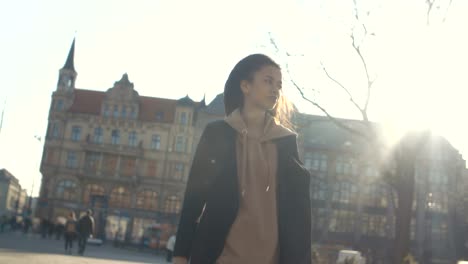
xmin=0 ymin=0 xmax=467 ymax=197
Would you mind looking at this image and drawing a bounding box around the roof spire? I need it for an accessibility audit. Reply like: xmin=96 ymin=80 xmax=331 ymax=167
xmin=63 ymin=38 xmax=75 ymax=71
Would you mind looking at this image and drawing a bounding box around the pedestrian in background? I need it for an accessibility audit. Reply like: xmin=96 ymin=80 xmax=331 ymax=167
xmin=64 ymin=211 xmax=77 ymax=254
xmin=77 ymin=209 xmax=94 ymax=255
xmin=166 ymin=233 xmax=176 ymax=262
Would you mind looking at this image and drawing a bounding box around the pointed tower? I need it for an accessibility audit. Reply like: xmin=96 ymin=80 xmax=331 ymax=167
xmin=50 ymin=38 xmax=77 ymax=114
xmin=57 ymin=38 xmax=77 ymax=92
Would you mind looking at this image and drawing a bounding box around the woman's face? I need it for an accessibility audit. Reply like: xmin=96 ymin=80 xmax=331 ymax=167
xmin=241 ymin=65 xmax=282 ymax=112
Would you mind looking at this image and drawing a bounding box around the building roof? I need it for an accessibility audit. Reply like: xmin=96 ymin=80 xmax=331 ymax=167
xmin=68 ymin=89 xmax=180 ymax=123
xmin=0 ymin=169 xmax=19 ymax=184
xmin=62 ymin=38 xmax=75 ymax=72
xmin=69 ymin=89 xmax=105 ymax=115
xmin=201 ymin=93 xmax=225 ymax=116
xmin=177 ymin=95 xmax=196 ymax=106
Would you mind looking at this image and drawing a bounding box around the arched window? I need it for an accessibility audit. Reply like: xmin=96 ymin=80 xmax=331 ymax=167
xmin=83 ymin=184 xmax=105 ymax=205
xmin=164 ymin=195 xmax=181 ymax=213
xmin=136 ymin=190 xmax=158 ymax=211
xmin=56 ymin=180 xmax=78 ymax=201
xmin=109 ymin=187 xmax=131 ymax=208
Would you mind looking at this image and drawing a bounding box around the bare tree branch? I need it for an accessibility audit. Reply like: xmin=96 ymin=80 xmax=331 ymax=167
xmin=350 ymin=33 xmax=373 ymax=121
xmin=442 ymin=0 xmax=453 ymax=23
xmin=426 ymin=0 xmax=436 ymax=25
xmin=284 ymin=64 xmax=370 ymax=139
xmin=321 ymin=62 xmax=364 ymax=115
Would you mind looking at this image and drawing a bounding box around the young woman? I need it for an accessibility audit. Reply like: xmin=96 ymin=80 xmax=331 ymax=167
xmin=173 ymin=54 xmax=311 ymax=264
xmin=64 ymin=211 xmax=77 ymax=254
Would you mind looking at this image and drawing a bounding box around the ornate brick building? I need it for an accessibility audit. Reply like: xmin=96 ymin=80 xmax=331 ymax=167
xmin=38 ymin=39 xmax=206 ymax=242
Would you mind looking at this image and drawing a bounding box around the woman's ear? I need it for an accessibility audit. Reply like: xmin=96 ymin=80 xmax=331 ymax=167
xmin=240 ymin=80 xmax=250 ymax=95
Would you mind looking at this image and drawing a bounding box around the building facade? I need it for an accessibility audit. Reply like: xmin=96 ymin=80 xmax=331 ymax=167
xmin=0 ymin=169 xmax=28 ymax=217
xmin=299 ymin=115 xmax=467 ymax=263
xmin=38 ymin=40 xmax=205 ymax=243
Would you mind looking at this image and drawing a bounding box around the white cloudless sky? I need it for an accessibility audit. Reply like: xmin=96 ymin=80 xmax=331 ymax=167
xmin=0 ymin=0 xmax=467 ymax=197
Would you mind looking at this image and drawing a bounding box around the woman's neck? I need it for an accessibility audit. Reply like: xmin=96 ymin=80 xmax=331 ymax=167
xmin=240 ymin=105 xmax=266 ymax=136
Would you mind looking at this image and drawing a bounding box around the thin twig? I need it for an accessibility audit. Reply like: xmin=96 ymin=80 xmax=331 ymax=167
xmin=285 ymin=64 xmax=369 ymax=139
xmin=321 ymin=62 xmax=363 ymax=115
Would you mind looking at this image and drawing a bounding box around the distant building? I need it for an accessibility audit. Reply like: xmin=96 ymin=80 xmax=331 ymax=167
xmin=299 ymin=115 xmax=467 ymax=263
xmin=0 ymin=169 xmax=25 ymax=216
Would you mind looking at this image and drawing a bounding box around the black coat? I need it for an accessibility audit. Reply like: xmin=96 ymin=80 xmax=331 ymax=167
xmin=77 ymin=215 xmax=94 ymax=236
xmin=174 ymin=120 xmax=311 ymax=264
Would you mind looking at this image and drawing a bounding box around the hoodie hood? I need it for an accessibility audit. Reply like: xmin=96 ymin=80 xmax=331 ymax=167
xmin=224 ymin=108 xmax=296 ymax=142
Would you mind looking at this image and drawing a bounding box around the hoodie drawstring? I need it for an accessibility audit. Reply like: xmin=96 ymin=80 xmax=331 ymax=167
xmin=240 ymin=128 xmax=271 ymax=198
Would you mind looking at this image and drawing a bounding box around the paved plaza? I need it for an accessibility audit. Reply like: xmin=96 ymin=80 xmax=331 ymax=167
xmin=0 ymin=231 xmax=167 ymax=264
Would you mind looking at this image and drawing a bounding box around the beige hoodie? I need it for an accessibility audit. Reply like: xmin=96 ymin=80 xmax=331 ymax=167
xmin=216 ymin=109 xmax=296 ymax=264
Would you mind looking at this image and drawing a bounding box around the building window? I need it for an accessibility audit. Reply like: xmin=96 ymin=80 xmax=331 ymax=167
xmin=128 ymin=131 xmax=137 ymax=147
xmin=71 ymin=126 xmax=81 ymax=141
xmin=55 ymin=100 xmax=64 ymax=111
xmin=328 ymin=209 xmax=356 ymax=233
xmin=130 ymin=107 xmax=137 ymax=119
xmin=85 ymin=152 xmax=100 ymax=172
xmin=82 ymin=184 xmax=105 ymax=205
xmin=66 ymin=151 xmax=78 ymax=168
xmin=304 ymin=152 xmax=327 ymax=172
xmin=180 ymin=112 xmax=187 ymax=125
xmin=151 ymin=135 xmax=161 ymax=150
xmin=46 ymin=149 xmax=56 ymax=165
xmin=111 ymin=130 xmax=120 ymax=145
xmin=121 ymin=157 xmax=136 ymax=177
xmin=364 ymin=184 xmax=389 ymax=208
xmin=164 ymin=195 xmax=181 ymax=213
xmin=332 ymin=181 xmax=357 ymax=204
xmin=147 ymin=160 xmax=157 ymax=177
xmin=93 ymin=127 xmax=103 ymax=144
xmin=56 ymin=180 xmax=78 ymax=201
xmin=121 ymin=106 xmax=127 ymax=118
xmin=103 ymin=104 xmax=110 ymax=117
xmin=102 ymin=154 xmax=118 ymax=175
xmin=175 ymin=136 xmax=186 ymax=152
xmin=155 ymin=111 xmax=164 ymax=121
xmin=136 ymin=190 xmax=158 ymax=211
xmin=52 ymin=123 xmax=60 ymax=139
xmin=109 ymin=187 xmax=131 ymax=208
xmin=311 ymin=178 xmax=327 ymax=200
xmin=113 ymin=105 xmax=119 ymax=118
xmin=174 ymin=163 xmax=185 ymax=180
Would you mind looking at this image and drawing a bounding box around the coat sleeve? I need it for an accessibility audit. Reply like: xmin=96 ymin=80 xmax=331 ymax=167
xmin=174 ymin=124 xmax=213 ymax=258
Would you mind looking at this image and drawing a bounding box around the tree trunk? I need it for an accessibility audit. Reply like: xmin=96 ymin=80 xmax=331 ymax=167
xmin=394 ymin=154 xmax=416 ymax=264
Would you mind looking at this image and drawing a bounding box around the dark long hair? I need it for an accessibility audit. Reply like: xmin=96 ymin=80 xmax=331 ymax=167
xmin=224 ymin=54 xmax=293 ymax=128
